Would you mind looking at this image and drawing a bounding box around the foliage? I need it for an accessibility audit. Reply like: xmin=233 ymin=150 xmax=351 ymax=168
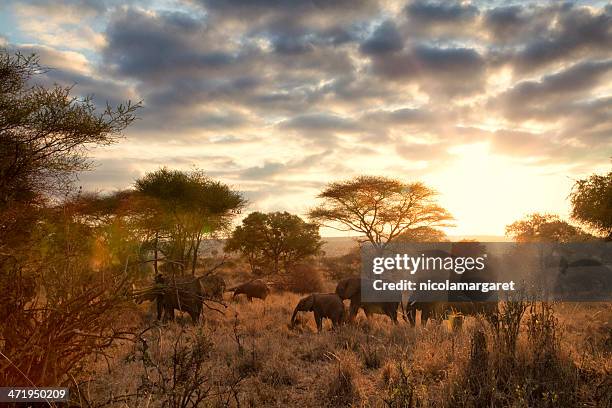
xmin=0 ymin=200 xmax=140 ymax=386
xmin=0 ymin=50 xmax=139 ymax=209
xmin=570 ymin=170 xmax=612 ymax=240
xmin=135 ymin=168 xmax=245 ymax=274
xmin=505 ymin=213 xmax=595 ymax=242
xmin=396 ymin=226 xmax=449 ymax=242
xmin=308 ymin=176 xmax=453 ymax=250
xmin=225 ymin=211 xmax=322 ymax=275
xmin=0 ymin=50 xmax=140 ymax=386
xmin=322 ymin=247 xmax=361 ymax=282
xmin=104 ymin=326 xmax=245 ymax=408
xmin=284 ymin=262 xmax=324 ymax=293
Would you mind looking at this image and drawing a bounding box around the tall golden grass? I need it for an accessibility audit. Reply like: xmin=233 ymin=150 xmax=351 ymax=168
xmin=76 ymin=283 xmax=611 ymax=407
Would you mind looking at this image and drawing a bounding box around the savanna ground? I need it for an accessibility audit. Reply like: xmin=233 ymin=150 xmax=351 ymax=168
xmin=75 ymin=268 xmax=611 ymax=408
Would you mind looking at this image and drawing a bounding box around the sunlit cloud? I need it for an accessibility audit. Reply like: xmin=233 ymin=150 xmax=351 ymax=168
xmin=1 ymin=0 xmax=610 ymax=235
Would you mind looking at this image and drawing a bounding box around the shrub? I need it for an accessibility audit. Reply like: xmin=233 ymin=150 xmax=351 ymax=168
xmin=322 ymin=351 xmax=362 ymax=407
xmin=382 ymin=362 xmax=420 ymax=408
xmin=322 ymin=248 xmax=361 ymax=282
xmin=285 ymin=262 xmax=324 ymax=293
xmin=449 ymin=329 xmax=491 ymax=407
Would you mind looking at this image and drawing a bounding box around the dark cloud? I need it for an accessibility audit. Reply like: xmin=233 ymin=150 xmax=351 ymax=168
xmin=199 ymin=0 xmax=376 ymax=18
xmin=370 ymin=45 xmax=486 ymax=96
xmin=484 ymin=6 xmax=528 ymax=40
xmin=279 ymin=113 xmax=357 ymax=133
xmin=497 ymin=59 xmax=612 ymax=120
xmin=241 ymin=150 xmax=331 ymax=180
xmin=360 ymin=20 xmax=403 ymax=55
xmin=103 ymin=8 xmax=244 ymax=83
xmin=510 ymin=4 xmax=612 ymax=73
xmin=405 ymin=1 xmax=478 ymax=25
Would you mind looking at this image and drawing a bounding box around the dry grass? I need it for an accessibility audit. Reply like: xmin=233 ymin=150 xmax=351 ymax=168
xmin=75 ymin=289 xmax=612 ymax=407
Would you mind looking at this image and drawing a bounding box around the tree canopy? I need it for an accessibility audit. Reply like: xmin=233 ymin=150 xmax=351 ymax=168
xmin=135 ymin=168 xmax=246 ymax=274
xmin=0 ymin=51 xmax=139 ymax=208
xmin=225 ymin=211 xmax=322 ymax=275
xmin=396 ymin=226 xmax=449 ymax=242
xmin=308 ymin=175 xmax=453 ymax=250
xmin=570 ymin=170 xmax=612 ymax=240
xmin=505 ymin=213 xmax=595 ymax=243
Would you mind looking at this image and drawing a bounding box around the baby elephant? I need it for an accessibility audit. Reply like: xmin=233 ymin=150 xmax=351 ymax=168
xmin=291 ymin=293 xmax=345 ymax=332
xmin=231 ymin=279 xmax=270 ymax=301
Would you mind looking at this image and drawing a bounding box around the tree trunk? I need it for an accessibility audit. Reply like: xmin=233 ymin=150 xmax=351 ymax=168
xmin=154 ymin=231 xmax=159 ymax=274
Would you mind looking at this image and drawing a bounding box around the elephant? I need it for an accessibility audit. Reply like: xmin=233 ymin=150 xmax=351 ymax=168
xmin=291 ymin=293 xmax=345 ymax=332
xmin=556 ymin=258 xmax=612 ymax=300
xmin=155 ymin=274 xmax=207 ymax=323
xmin=404 ymin=301 xmax=498 ymax=327
xmin=335 ymin=277 xmax=403 ymax=323
xmin=230 ymin=279 xmax=270 ymax=301
xmin=199 ymin=274 xmax=226 ymax=301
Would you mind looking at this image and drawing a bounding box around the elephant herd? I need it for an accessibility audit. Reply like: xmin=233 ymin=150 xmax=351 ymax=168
xmin=139 ymin=274 xmax=497 ymax=331
xmin=143 ymin=275 xmax=499 ymax=331
xmin=144 ymin=274 xmax=270 ymax=323
xmin=293 ymin=277 xmax=498 ymax=332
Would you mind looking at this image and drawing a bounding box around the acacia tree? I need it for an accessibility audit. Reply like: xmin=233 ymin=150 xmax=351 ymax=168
xmin=135 ymin=168 xmax=245 ymax=275
xmin=505 ymin=213 xmax=595 ymax=243
xmin=0 ymin=50 xmax=140 ymax=385
xmin=570 ymin=170 xmax=612 ymax=240
xmin=225 ymin=211 xmax=323 ymax=275
xmin=308 ymin=176 xmax=453 ymax=251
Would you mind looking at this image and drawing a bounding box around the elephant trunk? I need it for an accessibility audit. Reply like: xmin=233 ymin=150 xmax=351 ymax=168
xmin=291 ymin=306 xmax=301 ymax=326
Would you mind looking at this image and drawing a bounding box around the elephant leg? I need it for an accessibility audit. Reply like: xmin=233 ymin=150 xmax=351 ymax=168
xmin=163 ymin=305 xmax=174 ymax=322
xmin=189 ymin=309 xmax=200 ymax=324
xmin=389 ymin=312 xmax=398 ymax=324
xmin=348 ymin=301 xmax=359 ymax=322
xmin=314 ymin=312 xmax=323 ymax=332
xmin=420 ymin=309 xmax=429 ymax=327
xmin=387 ymin=304 xmax=398 ymax=324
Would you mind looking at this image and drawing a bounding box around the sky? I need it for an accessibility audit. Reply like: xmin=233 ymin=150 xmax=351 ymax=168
xmin=1 ymin=0 xmax=611 ymax=236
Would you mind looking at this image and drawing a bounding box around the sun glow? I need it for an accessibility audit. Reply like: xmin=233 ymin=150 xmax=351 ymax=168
xmin=428 ymin=143 xmax=573 ymax=236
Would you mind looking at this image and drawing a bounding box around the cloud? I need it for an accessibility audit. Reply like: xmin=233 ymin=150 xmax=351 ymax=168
xmin=103 ymin=8 xmax=240 ymax=82
xmin=369 ymin=45 xmax=486 ymax=96
xmin=405 ymin=1 xmax=478 ymax=25
xmin=360 ymin=20 xmax=403 ymax=55
xmin=280 ymin=113 xmax=357 ymax=133
xmin=3 ymin=0 xmax=611 ymax=216
xmin=508 ymin=4 xmax=612 ymax=73
xmin=496 ymin=59 xmax=612 ymax=120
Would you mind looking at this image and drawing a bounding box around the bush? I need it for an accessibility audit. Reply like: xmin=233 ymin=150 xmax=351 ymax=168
xmin=285 ymin=262 xmax=324 ymax=293
xmin=322 ymin=351 xmax=362 ymax=407
xmin=382 ymin=362 xmax=420 ymax=408
xmin=322 ymin=248 xmax=361 ymax=282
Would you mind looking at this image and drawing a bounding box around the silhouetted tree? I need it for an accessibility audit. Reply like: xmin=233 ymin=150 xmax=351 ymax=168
xmin=308 ymin=176 xmax=453 ymax=250
xmin=570 ymin=170 xmax=612 ymax=240
xmin=135 ymin=168 xmax=245 ymax=274
xmin=0 ymin=49 xmax=140 ymax=386
xmin=396 ymin=226 xmax=449 ymax=242
xmin=225 ymin=211 xmax=322 ymax=275
xmin=505 ymin=213 xmax=595 ymax=243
